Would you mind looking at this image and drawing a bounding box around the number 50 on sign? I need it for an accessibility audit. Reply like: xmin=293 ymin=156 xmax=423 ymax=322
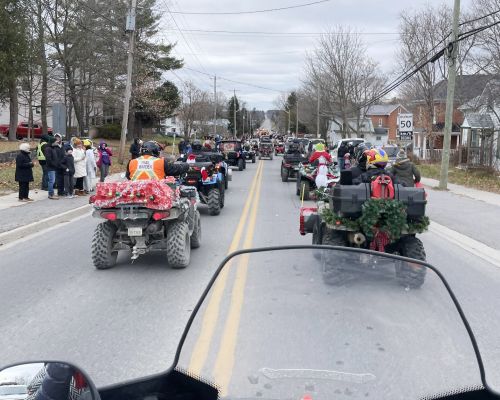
xmin=398 ymin=113 xmax=413 ymax=140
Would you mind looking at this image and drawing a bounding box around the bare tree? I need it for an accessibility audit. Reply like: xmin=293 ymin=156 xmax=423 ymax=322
xmin=177 ymin=82 xmax=210 ymax=139
xmin=304 ymin=26 xmax=385 ymax=138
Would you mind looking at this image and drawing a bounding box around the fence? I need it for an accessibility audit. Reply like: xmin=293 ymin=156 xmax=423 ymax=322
xmin=415 ymin=149 xmax=460 ymax=165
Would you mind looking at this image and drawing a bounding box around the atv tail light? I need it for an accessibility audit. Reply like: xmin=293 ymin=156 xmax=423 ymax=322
xmin=299 ymin=207 xmax=317 ymax=235
xmin=187 ymin=179 xmax=197 ymax=185
xmin=101 ymin=212 xmax=117 ymax=221
xmin=284 ymin=163 xmax=291 ymax=168
xmin=153 ymin=211 xmax=170 ymax=221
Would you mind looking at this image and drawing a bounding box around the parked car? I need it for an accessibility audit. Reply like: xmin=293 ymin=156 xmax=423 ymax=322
xmin=381 ymin=144 xmax=400 ymax=167
xmin=0 ymin=122 xmax=53 ymax=140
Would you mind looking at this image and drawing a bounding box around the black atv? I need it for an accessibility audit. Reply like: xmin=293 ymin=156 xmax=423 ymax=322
xmin=220 ymin=139 xmax=246 ymax=171
xmin=181 ymin=161 xmax=225 ymax=216
xmin=280 ymin=152 xmax=307 ymax=182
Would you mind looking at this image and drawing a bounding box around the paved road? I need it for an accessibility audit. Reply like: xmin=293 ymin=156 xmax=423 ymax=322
xmin=1 ymin=158 xmax=500 ymax=396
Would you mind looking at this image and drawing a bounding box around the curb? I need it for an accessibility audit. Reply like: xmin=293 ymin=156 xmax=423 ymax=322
xmin=0 ymin=204 xmax=91 ymax=247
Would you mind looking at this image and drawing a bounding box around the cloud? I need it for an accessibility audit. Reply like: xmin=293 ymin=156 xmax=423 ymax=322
xmin=159 ymin=0 xmax=476 ymax=110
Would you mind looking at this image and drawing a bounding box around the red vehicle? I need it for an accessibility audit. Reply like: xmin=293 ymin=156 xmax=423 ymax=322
xmin=0 ymin=122 xmax=53 ymax=139
xmin=274 ymin=142 xmax=285 ymax=155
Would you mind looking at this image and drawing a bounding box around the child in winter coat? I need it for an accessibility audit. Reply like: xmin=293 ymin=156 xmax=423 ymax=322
xmin=97 ymin=142 xmax=112 ymax=182
xmin=83 ymin=139 xmax=97 ymax=192
xmin=61 ymin=145 xmax=76 ymax=198
xmin=15 ymin=143 xmax=34 ymax=201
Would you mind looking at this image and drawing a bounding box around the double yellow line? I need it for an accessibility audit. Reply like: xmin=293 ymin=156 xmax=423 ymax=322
xmin=188 ymin=161 xmax=264 ymax=394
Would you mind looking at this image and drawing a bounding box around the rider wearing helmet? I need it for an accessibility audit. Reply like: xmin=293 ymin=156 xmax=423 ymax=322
xmin=350 ymin=143 xmax=368 ymax=180
xmin=126 ymin=141 xmax=188 ymax=180
xmin=309 ymin=143 xmax=332 ymax=164
xmin=353 ymin=148 xmax=396 ymax=184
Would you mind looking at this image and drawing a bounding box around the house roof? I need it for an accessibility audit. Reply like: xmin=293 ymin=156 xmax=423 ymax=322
xmin=433 ymin=75 xmax=498 ymax=102
xmin=366 ymin=104 xmax=404 ymax=116
xmin=462 ymin=113 xmax=495 ymax=129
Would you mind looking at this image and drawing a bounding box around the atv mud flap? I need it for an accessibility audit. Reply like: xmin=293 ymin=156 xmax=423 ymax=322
xmin=299 ymin=207 xmax=318 ymax=235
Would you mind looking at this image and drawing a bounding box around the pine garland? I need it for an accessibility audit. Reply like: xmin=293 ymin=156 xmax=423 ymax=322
xmin=320 ymin=199 xmax=430 ymax=242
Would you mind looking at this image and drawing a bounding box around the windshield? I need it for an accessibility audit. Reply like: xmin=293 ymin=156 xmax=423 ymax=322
xmin=383 ymin=146 xmax=399 ymax=157
xmin=176 ymin=248 xmax=482 ymax=400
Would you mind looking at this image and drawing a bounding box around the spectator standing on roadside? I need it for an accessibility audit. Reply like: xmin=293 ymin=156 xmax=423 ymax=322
xmin=178 ymin=139 xmax=185 ymax=155
xmin=72 ymin=139 xmax=87 ymax=195
xmin=129 ymin=138 xmax=142 ymax=159
xmin=97 ymin=141 xmax=112 ymax=182
xmin=53 ymin=133 xmax=66 ymax=196
xmin=60 ymin=144 xmax=75 ymax=198
xmin=43 ymin=136 xmax=59 ymax=200
xmin=83 ymin=139 xmax=97 ymax=193
xmin=37 ymin=134 xmax=50 ymax=191
xmin=15 ymin=143 xmax=35 ymax=202
xmin=337 ymin=142 xmax=348 ymax=170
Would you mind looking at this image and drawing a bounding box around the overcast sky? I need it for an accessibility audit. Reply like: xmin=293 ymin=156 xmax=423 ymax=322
xmin=157 ymin=0 xmax=474 ymax=111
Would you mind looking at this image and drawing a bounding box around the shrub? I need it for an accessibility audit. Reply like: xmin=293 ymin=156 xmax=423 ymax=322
xmin=95 ymin=124 xmax=122 ymax=140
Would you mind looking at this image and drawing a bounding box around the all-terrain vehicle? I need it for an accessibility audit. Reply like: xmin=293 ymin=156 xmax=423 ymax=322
xmin=181 ymin=160 xmax=225 ymax=216
xmin=299 ymin=171 xmax=429 ymax=287
xmin=258 ymin=142 xmax=274 ymax=160
xmin=242 ymin=142 xmax=256 ymax=163
xmin=296 ymin=161 xmax=339 ymax=200
xmin=274 ymin=142 xmax=285 ymax=155
xmin=90 ymin=178 xmax=200 ymax=269
xmin=280 ymin=151 xmax=307 ymax=182
xmin=181 ymin=149 xmax=232 ymax=190
xmin=220 ymin=139 xmax=246 ymax=171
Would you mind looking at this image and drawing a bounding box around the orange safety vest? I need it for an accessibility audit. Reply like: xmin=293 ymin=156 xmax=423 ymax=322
xmin=128 ymin=155 xmax=166 ymax=180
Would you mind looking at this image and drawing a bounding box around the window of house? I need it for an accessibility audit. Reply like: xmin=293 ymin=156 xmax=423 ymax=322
xmin=433 ymin=105 xmax=438 ymax=124
xmin=172 ymin=116 xmax=176 ymax=124
xmin=378 ymin=118 xmax=382 ymax=127
xmin=360 ymin=134 xmax=365 ymax=138
xmin=497 ymin=132 xmax=500 ymax=159
xmin=376 ymin=136 xmax=382 ymax=141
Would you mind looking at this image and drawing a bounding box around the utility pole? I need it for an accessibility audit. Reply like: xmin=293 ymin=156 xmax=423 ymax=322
xmin=288 ymin=110 xmax=291 ymax=135
xmin=213 ymin=75 xmax=217 ymax=135
xmin=233 ymin=89 xmax=237 ymax=138
xmin=316 ymin=86 xmax=321 ymax=138
xmin=296 ymin=100 xmax=299 ymax=136
xmin=439 ymin=0 xmax=460 ymax=189
xmin=118 ymin=0 xmax=137 ymax=164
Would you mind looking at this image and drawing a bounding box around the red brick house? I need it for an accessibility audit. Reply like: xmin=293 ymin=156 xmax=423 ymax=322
xmin=365 ymin=104 xmax=408 ymax=143
xmin=411 ymin=75 xmax=495 ymax=150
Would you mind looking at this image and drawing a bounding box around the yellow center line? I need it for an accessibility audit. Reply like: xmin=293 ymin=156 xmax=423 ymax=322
xmin=187 ymin=161 xmax=263 ymax=376
xmin=213 ymin=158 xmax=264 ymax=395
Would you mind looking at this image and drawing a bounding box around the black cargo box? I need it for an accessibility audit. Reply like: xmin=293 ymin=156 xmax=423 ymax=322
xmin=394 ymin=184 xmax=426 ymax=219
xmin=330 ymin=183 xmax=371 ymax=218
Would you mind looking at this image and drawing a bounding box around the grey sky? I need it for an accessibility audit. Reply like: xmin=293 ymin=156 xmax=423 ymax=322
xmin=158 ymin=0 xmax=474 ymax=110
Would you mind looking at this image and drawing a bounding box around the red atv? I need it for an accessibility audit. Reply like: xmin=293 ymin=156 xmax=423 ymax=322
xmin=90 ymin=178 xmax=200 ymax=269
xmin=274 ymin=142 xmax=285 ymax=156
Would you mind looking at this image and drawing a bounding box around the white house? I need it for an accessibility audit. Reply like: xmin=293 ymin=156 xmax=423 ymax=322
xmin=327 ymin=117 xmax=387 ymax=147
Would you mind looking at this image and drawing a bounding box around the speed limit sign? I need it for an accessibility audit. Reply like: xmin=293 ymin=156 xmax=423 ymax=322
xmin=398 ymin=113 xmax=413 ymax=140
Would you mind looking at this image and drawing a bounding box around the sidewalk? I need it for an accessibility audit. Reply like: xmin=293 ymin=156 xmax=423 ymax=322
xmin=0 ymin=174 xmax=124 ymax=237
xmin=420 ymin=177 xmax=500 ymax=207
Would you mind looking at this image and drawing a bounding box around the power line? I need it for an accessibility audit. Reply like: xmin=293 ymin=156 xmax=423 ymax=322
xmin=164 ymin=0 xmax=330 ymax=15
xmin=459 ymin=8 xmax=500 ymax=27
xmin=159 ymin=28 xmax=401 ymax=36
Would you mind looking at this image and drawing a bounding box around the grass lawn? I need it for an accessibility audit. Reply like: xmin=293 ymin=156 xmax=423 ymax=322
xmin=419 ymin=164 xmax=500 ymax=194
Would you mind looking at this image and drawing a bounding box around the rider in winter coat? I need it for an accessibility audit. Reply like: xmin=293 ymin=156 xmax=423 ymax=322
xmin=389 ymin=150 xmax=421 ymax=187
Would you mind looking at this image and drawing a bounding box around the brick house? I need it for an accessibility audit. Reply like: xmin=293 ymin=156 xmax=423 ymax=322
xmin=411 ymin=75 xmax=496 ymax=152
xmin=365 ymin=104 xmax=408 ymax=143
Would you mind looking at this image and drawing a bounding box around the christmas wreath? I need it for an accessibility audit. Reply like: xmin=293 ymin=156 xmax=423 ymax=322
xmin=321 ymin=198 xmax=430 ymax=242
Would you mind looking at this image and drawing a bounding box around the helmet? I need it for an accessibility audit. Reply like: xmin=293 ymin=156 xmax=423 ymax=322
xmin=354 ymin=143 xmax=368 ymax=163
xmin=365 ymin=148 xmax=389 ymax=168
xmin=83 ymin=139 xmax=92 ymax=148
xmin=315 ymin=143 xmax=325 ymax=152
xmin=203 ymin=140 xmax=212 ymax=150
xmin=192 ymin=140 xmax=203 ymax=152
xmin=141 ymin=141 xmax=160 ymax=157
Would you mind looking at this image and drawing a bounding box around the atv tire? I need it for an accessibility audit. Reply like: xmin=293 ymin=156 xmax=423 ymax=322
xmin=252 ymin=155 xmax=256 ymax=163
xmin=219 ymin=184 xmax=225 ymax=209
xmin=207 ymin=188 xmax=221 ymax=216
xmin=91 ymin=221 xmax=118 ymax=270
xmin=296 ymin=179 xmax=301 ymax=196
xmin=321 ymin=230 xmax=358 ymax=286
xmin=281 ymin=165 xmax=289 ymax=182
xmin=167 ymin=221 xmax=191 ymax=268
xmin=300 ymin=179 xmax=311 ymax=201
xmin=238 ymin=158 xmax=244 ymax=171
xmin=395 ymin=236 xmax=427 ymax=289
xmin=224 ymin=174 xmax=229 ymax=190
xmin=190 ymin=210 xmax=201 ymax=249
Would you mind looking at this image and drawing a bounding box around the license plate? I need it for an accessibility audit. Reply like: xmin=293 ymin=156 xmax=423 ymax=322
xmin=128 ymin=227 xmax=143 ymax=236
